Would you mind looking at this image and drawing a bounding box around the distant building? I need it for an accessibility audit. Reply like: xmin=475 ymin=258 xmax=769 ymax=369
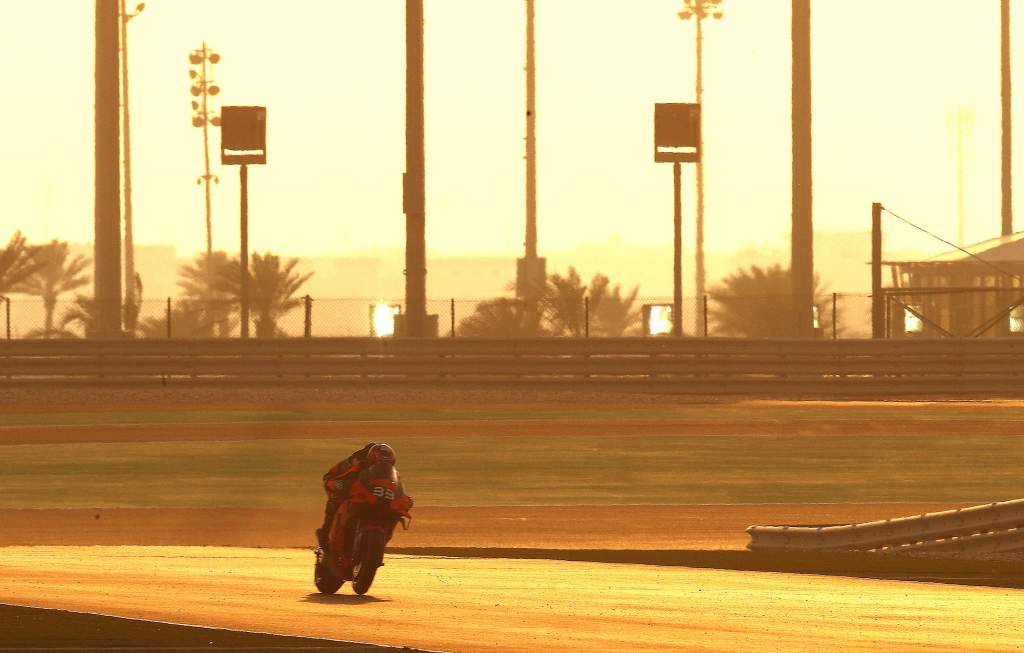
xmin=884 ymin=233 xmax=1024 ymax=338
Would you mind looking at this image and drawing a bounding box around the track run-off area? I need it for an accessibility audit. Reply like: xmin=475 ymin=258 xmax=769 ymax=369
xmin=3 ymin=546 xmax=1023 ymax=653
xmin=6 ymin=388 xmax=1024 ymax=650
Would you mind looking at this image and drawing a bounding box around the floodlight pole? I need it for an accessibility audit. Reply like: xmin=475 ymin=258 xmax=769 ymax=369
xmin=871 ymin=202 xmax=883 ymax=339
xmin=673 ymin=162 xmax=683 ymax=337
xmin=790 ymin=0 xmax=814 ymax=337
xmin=239 ymin=164 xmax=250 ymax=338
xmin=404 ymin=0 xmax=427 ymax=338
xmin=120 ymin=0 xmax=143 ymax=332
xmin=95 ymin=0 xmax=122 ymax=338
xmin=1001 ymin=0 xmax=1013 ymax=237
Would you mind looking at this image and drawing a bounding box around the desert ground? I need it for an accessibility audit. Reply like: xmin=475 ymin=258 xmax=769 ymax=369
xmin=3 ymin=385 xmax=1024 ymax=651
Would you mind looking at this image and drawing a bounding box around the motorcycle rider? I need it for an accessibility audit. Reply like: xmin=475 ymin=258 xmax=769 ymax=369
xmin=316 ymin=442 xmax=398 ymax=551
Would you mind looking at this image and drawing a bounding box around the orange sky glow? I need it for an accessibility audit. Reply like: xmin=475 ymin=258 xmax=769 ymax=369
xmin=0 ymin=0 xmax=1020 ymax=262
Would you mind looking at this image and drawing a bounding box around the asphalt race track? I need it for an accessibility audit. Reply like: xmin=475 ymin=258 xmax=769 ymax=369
xmin=2 ymin=546 xmax=1022 ymax=652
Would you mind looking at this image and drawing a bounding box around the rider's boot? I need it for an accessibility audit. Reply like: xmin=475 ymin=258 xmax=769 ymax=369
xmin=316 ymin=499 xmax=338 ymax=550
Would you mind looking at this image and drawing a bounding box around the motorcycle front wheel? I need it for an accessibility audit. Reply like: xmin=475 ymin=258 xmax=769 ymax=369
xmin=314 ymin=556 xmax=343 ymax=594
xmin=351 ymin=529 xmax=385 ymax=595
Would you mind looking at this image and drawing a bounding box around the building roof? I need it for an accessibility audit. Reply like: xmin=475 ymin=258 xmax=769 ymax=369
xmin=884 ymin=231 xmax=1024 ymax=267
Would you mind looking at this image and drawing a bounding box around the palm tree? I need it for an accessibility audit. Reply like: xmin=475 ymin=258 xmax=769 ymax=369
xmin=588 ymin=274 xmax=640 ymax=337
xmin=17 ymin=240 xmax=91 ymax=339
xmin=216 ymin=252 xmax=313 ymax=338
xmin=0 ymin=231 xmax=45 ymax=295
xmin=458 ymin=297 xmax=546 ymax=337
xmin=56 ymin=295 xmax=99 ymax=338
xmin=138 ymin=301 xmax=216 ymax=339
xmin=710 ymin=264 xmax=833 ymax=337
xmin=177 ymin=251 xmax=236 ymax=336
xmin=542 ymin=267 xmax=588 ymax=336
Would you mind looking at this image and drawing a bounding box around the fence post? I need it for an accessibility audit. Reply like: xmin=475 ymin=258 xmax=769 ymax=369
xmin=304 ymin=295 xmax=313 ymax=338
xmin=832 ymin=292 xmax=837 ymax=339
xmin=703 ymin=295 xmax=709 ymax=337
xmin=166 ymin=297 xmax=172 ymax=338
xmin=450 ymin=298 xmax=455 ymax=337
xmin=584 ymin=296 xmax=590 ymax=337
xmin=4 ymin=296 xmax=10 ymax=340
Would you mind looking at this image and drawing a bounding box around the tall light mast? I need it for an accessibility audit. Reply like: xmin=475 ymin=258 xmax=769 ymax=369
xmin=189 ymin=43 xmax=222 ymax=258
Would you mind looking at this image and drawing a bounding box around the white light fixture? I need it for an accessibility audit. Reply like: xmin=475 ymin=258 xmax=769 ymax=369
xmin=370 ymin=303 xmax=401 ymax=337
xmin=643 ymin=304 xmax=674 ymax=336
xmin=904 ymin=306 xmax=924 ymax=335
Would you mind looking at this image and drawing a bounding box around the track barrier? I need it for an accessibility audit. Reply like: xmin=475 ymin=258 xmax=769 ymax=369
xmin=747 ymin=498 xmax=1024 ymax=554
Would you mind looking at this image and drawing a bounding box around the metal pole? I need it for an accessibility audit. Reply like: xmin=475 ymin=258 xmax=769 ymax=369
xmin=240 ymin=164 xmax=250 ymax=339
xmin=201 ymin=42 xmax=214 ymax=257
xmin=584 ymin=296 xmax=590 ymax=338
xmin=404 ymin=0 xmax=427 ymax=337
xmin=694 ymin=9 xmax=706 ymax=337
xmin=166 ymin=297 xmax=171 ymax=338
xmin=673 ymin=162 xmax=683 ymax=337
xmin=525 ymin=0 xmax=537 ymax=261
xmin=832 ymin=291 xmax=837 ymax=340
xmin=703 ymin=294 xmax=709 ymax=337
xmin=95 ymin=0 xmax=122 ymax=338
xmin=790 ymin=0 xmax=813 ymax=337
xmin=120 ymin=0 xmax=136 ymax=330
xmin=871 ymin=202 xmax=884 ymax=339
xmin=304 ymin=295 xmax=312 ymax=338
xmin=450 ymin=298 xmax=455 ymax=337
xmin=1002 ymin=0 xmax=1013 ymax=236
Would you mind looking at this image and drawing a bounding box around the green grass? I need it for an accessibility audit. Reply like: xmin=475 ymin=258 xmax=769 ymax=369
xmin=7 ymin=402 xmax=1024 ymax=427
xmin=2 ymin=433 xmax=1022 ymax=509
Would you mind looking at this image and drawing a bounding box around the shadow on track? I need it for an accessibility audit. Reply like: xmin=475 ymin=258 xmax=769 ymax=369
xmin=302 ymin=593 xmax=391 ymax=605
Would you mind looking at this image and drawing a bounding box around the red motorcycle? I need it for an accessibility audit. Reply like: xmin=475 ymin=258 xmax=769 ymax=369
xmin=314 ymin=461 xmax=412 ymax=595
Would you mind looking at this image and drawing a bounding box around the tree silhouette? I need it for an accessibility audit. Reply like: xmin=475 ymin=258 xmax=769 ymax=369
xmin=17 ymin=240 xmax=91 ymax=339
xmin=542 ymin=267 xmax=588 ymax=336
xmin=138 ymin=301 xmax=216 ymax=339
xmin=216 ymin=252 xmax=313 ymax=338
xmin=177 ymin=251 xmax=236 ymax=336
xmin=458 ymin=297 xmax=546 ymax=337
xmin=0 ymin=231 xmax=45 ymax=295
xmin=709 ymin=264 xmax=833 ymax=337
xmin=56 ymin=295 xmax=98 ymax=338
xmin=588 ymin=274 xmax=640 ymax=336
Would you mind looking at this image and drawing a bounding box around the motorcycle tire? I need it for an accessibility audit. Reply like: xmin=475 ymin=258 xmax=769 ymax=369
xmin=314 ymin=558 xmax=343 ymax=594
xmin=351 ymin=529 xmax=385 ymax=595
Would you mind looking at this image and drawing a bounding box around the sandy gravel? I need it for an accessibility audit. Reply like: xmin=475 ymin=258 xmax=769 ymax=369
xmin=3 ymin=546 xmax=1022 ymax=652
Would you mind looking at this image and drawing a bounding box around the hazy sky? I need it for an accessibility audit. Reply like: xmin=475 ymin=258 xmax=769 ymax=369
xmin=0 ymin=0 xmax=1020 ymax=260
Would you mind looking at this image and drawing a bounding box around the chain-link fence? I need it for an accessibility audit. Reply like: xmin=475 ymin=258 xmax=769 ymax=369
xmin=0 ymin=293 xmax=887 ymax=339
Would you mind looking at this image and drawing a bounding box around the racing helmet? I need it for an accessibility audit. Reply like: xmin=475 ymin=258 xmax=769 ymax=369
xmin=367 ymin=443 xmax=396 ymax=465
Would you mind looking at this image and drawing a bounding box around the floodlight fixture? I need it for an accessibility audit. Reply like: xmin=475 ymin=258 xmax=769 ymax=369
xmin=370 ymin=303 xmax=402 ymax=337
xmin=678 ymin=0 xmax=724 ymax=21
xmin=1010 ymin=306 xmax=1024 ymax=334
xmin=904 ymin=306 xmax=924 ymax=335
xmin=643 ymin=304 xmax=675 ymax=337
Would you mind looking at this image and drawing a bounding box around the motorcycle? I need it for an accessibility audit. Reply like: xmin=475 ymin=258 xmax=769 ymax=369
xmin=314 ymin=461 xmax=413 ymax=595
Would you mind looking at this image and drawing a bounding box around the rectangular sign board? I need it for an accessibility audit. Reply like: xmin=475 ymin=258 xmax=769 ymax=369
xmin=654 ymin=103 xmax=701 ymax=163
xmin=221 ymin=106 xmax=267 ymax=165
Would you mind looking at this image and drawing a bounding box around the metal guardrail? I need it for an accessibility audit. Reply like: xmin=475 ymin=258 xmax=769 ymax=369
xmin=3 ymin=337 xmax=1024 ymax=391
xmin=747 ymin=499 xmax=1024 ymax=554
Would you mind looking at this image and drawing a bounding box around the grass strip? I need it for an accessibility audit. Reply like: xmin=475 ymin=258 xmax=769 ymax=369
xmin=2 ymin=433 xmax=1022 ymax=509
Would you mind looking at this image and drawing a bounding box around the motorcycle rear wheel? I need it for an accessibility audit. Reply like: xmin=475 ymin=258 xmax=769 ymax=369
xmin=351 ymin=530 xmax=385 ymax=595
xmin=314 ymin=558 xmax=343 ymax=594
